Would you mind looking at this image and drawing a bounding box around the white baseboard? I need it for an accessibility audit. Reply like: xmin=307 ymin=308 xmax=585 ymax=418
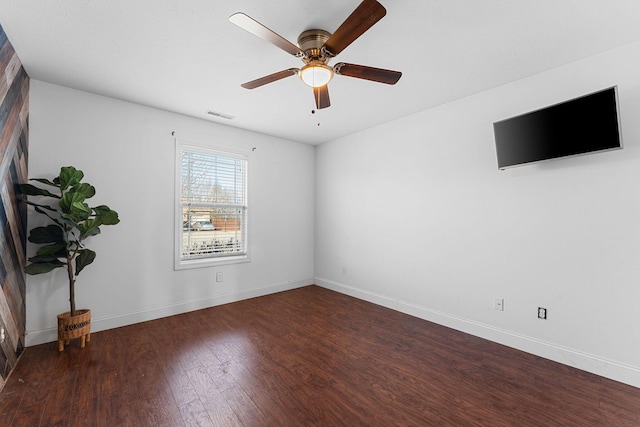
xmin=314 ymin=277 xmax=640 ymax=390
xmin=26 ymin=278 xmax=313 ymax=347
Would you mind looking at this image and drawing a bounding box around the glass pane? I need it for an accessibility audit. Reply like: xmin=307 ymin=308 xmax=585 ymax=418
xmin=181 ymin=206 xmax=245 ymax=259
xmin=181 ymin=150 xmax=246 ymax=205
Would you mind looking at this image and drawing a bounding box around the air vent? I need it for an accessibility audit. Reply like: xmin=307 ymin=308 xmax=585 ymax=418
xmin=206 ymin=110 xmax=235 ymax=120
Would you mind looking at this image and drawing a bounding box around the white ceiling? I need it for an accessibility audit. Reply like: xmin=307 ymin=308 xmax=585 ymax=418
xmin=2 ymin=1 xmax=640 ymax=145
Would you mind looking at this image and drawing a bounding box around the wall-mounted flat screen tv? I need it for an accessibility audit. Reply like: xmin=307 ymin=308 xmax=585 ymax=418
xmin=493 ymin=86 xmax=622 ymax=169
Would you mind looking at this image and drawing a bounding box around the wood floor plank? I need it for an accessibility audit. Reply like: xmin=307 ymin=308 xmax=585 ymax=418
xmin=180 ymin=398 xmax=214 ymax=427
xmin=0 ymin=285 xmax=639 ymax=426
xmin=165 ymin=364 xmax=200 ymax=408
xmin=219 ymin=384 xmax=268 ymax=426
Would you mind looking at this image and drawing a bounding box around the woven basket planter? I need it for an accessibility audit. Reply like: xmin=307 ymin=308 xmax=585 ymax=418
xmin=57 ymin=309 xmax=91 ymax=352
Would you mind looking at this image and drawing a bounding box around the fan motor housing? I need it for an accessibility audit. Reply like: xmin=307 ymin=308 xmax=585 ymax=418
xmin=297 ymin=29 xmax=331 ymax=59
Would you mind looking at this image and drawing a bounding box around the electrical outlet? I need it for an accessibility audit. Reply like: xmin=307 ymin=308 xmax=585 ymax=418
xmin=494 ymin=298 xmax=504 ymax=311
xmin=342 ymin=266 xmax=347 ymax=275
xmin=216 ymin=272 xmax=223 ymax=282
xmin=538 ymin=307 xmax=547 ymax=320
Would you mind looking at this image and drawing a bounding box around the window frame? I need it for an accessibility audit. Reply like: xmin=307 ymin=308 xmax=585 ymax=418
xmin=174 ymin=140 xmax=250 ymax=270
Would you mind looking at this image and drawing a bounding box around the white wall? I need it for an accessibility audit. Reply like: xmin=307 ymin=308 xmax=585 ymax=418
xmin=315 ymin=40 xmax=640 ymax=388
xmin=26 ymin=39 xmax=640 ymax=388
xmin=26 ymin=80 xmax=315 ymax=345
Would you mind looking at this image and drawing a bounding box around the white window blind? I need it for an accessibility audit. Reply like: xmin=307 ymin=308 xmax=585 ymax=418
xmin=176 ymin=143 xmax=248 ymax=268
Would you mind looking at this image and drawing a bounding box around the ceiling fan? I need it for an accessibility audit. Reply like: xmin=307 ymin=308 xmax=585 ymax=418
xmin=229 ymin=0 xmax=402 ymax=110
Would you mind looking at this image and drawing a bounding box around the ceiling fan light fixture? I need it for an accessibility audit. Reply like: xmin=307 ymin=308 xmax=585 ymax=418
xmin=300 ymin=64 xmax=333 ymax=88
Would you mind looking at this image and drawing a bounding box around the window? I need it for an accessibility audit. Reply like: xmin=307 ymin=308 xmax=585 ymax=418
xmin=175 ymin=141 xmax=248 ymax=269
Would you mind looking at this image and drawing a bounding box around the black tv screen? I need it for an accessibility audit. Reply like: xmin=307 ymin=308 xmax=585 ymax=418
xmin=493 ymin=87 xmax=622 ymax=169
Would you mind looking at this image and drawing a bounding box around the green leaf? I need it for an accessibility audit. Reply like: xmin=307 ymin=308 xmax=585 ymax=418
xmin=71 ymin=183 xmax=96 ymax=199
xmin=60 ymin=190 xmax=86 ymax=212
xmin=60 ymin=184 xmax=95 ymax=221
xmin=28 ymin=225 xmax=65 ymax=244
xmin=19 ymin=184 xmax=60 ymax=198
xmin=58 ymin=166 xmax=84 ymax=191
xmin=94 ymin=206 xmax=120 ymax=225
xmin=35 ymin=242 xmax=67 ymax=257
xmin=78 ymin=217 xmax=102 ymax=239
xmin=30 ymin=178 xmax=59 ymax=188
xmin=28 ymin=254 xmax=64 ymax=263
xmin=57 ymin=214 xmax=79 ymax=229
xmin=71 ymin=202 xmax=92 ymax=220
xmin=60 ymin=192 xmax=92 ymax=222
xmin=25 ymin=260 xmax=65 ymax=275
xmin=75 ymin=249 xmax=96 ymax=275
xmin=30 ymin=202 xmax=57 ymax=212
xmin=93 ymin=205 xmax=110 ymax=214
xmin=100 ymin=211 xmax=120 ymax=225
xmin=80 ymin=227 xmax=101 ymax=240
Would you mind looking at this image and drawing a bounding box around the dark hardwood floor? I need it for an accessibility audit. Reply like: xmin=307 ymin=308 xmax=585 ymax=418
xmin=0 ymin=285 xmax=638 ymax=426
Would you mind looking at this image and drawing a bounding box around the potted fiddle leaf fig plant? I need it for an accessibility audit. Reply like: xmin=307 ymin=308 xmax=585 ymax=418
xmin=20 ymin=166 xmax=119 ymax=351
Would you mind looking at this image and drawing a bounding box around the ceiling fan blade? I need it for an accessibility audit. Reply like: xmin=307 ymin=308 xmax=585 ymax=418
xmin=323 ymin=0 xmax=386 ymax=57
xmin=334 ymin=62 xmax=402 ymax=85
xmin=241 ymin=69 xmax=298 ymax=89
xmin=314 ymin=85 xmax=331 ymax=109
xmin=229 ymin=13 xmax=304 ymax=58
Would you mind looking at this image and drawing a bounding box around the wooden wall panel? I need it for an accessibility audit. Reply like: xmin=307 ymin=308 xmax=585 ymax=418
xmin=0 ymin=23 xmax=28 ymax=391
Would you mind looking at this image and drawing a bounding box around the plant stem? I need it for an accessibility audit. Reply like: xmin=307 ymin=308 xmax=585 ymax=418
xmin=67 ymin=252 xmax=75 ymax=316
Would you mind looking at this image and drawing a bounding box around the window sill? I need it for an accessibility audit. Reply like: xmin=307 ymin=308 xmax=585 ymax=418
xmin=174 ymin=254 xmax=250 ymax=271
